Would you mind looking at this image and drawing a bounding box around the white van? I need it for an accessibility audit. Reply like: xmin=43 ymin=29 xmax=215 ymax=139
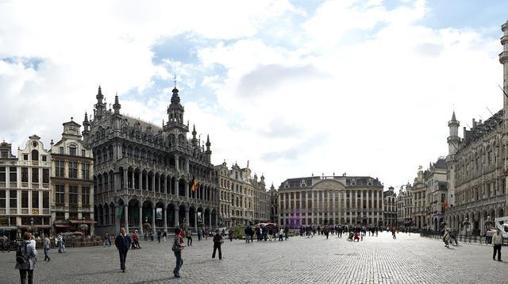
xmin=494 ymin=216 xmax=508 ymax=238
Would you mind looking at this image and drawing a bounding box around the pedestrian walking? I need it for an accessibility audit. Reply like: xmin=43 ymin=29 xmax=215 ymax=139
xmin=228 ymin=228 xmax=234 ymax=242
xmin=212 ymin=229 xmax=223 ymax=260
xmin=197 ymin=229 xmax=202 ymax=241
xmin=157 ymin=230 xmax=161 ymax=243
xmin=43 ymin=236 xmax=50 ymax=262
xmin=172 ymin=228 xmax=185 ymax=278
xmin=15 ymin=232 xmax=37 ymax=284
xmin=114 ymin=227 xmax=132 ymax=272
xmin=492 ymin=228 xmax=503 ymax=261
xmin=186 ymin=229 xmax=193 ymax=246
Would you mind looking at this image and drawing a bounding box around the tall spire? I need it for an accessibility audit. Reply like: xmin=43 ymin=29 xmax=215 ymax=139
xmin=451 ymin=111 xmax=457 ymax=122
xmin=113 ymin=93 xmax=121 ymax=114
xmin=96 ymin=85 xmax=104 ymax=103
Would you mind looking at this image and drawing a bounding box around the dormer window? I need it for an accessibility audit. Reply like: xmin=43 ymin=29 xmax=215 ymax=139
xmin=69 ymin=145 xmax=77 ymax=156
xmin=31 ymin=150 xmax=39 ymax=161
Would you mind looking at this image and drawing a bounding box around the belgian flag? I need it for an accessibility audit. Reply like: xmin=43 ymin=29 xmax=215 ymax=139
xmin=191 ymin=177 xmax=198 ymax=192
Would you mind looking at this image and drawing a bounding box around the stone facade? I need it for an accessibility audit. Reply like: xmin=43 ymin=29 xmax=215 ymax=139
xmin=269 ymin=184 xmax=278 ymax=223
xmin=50 ymin=119 xmax=95 ymax=235
xmin=383 ymin=186 xmax=397 ymax=227
xmin=445 ymin=21 xmax=508 ymax=235
xmin=423 ymin=158 xmax=447 ymax=232
xmin=83 ymin=86 xmax=219 ymax=236
xmin=216 ymin=162 xmax=270 ymax=227
xmin=0 ymin=136 xmax=51 ymax=238
xmin=396 ymin=186 xmax=412 ymax=228
xmin=278 ymin=175 xmax=384 ymax=227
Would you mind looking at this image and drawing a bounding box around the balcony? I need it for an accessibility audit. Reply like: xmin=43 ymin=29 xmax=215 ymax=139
xmin=21 ymin=208 xmax=28 ymax=214
xmin=9 ymin=208 xmax=17 ymax=214
xmin=0 ymin=209 xmax=5 ymax=214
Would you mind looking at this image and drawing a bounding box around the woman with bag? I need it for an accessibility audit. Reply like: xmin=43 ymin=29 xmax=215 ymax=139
xmin=15 ymin=232 xmax=37 ymax=284
xmin=172 ymin=228 xmax=185 ymax=278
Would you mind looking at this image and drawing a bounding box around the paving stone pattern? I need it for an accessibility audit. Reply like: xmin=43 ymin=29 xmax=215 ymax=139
xmin=1 ymin=232 xmax=507 ymax=283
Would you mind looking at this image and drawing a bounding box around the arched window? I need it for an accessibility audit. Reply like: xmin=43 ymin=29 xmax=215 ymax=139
xmin=31 ymin=150 xmax=39 ymax=161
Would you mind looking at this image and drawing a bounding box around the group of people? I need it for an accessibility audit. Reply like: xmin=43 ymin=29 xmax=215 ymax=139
xmin=242 ymin=225 xmax=289 ymax=242
xmin=441 ymin=225 xmax=503 ymax=261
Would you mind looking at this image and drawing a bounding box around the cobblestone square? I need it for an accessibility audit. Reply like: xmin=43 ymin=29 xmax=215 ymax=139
xmin=1 ymin=232 xmax=507 ymax=283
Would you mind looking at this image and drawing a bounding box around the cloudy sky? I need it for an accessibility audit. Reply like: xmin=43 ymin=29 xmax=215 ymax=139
xmin=1 ymin=0 xmax=507 ymax=190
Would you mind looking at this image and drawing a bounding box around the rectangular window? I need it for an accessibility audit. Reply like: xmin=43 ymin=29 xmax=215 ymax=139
xmin=43 ymin=191 xmax=49 ymax=208
xmin=82 ymin=187 xmax=90 ymax=206
xmin=55 ymin=160 xmax=65 ymax=177
xmin=10 ymin=167 xmax=17 ymax=184
xmin=42 ymin=169 xmax=49 ymax=183
xmin=59 ymin=147 xmax=64 ymax=154
xmin=82 ymin=163 xmax=89 ymax=180
xmin=21 ymin=191 xmax=28 ymax=208
xmin=0 ymin=150 xmax=8 ymax=158
xmin=41 ymin=155 xmax=47 ymax=162
xmin=69 ymin=161 xmax=78 ymax=178
xmin=0 ymin=167 xmax=5 ymax=182
xmin=32 ymin=191 xmax=39 ymax=208
xmin=10 ymin=190 xmax=17 ymax=208
xmin=0 ymin=190 xmax=5 ymax=208
xmin=21 ymin=168 xmax=28 ymax=182
xmin=23 ymin=154 xmax=28 ymax=161
xmin=69 ymin=186 xmax=78 ymax=206
xmin=69 ymin=146 xmax=77 ymax=156
xmin=55 ymin=185 xmax=65 ymax=205
xmin=32 ymin=168 xmax=39 ymax=183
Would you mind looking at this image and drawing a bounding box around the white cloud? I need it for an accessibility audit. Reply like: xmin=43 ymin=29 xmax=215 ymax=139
xmin=0 ymin=0 xmax=504 ymax=191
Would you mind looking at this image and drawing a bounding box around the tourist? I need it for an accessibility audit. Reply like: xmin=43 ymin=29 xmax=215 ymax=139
xmin=157 ymin=230 xmax=161 ymax=243
xmin=57 ymin=234 xmax=65 ymax=253
xmin=131 ymin=230 xmax=141 ymax=249
xmin=114 ymin=227 xmax=131 ymax=272
xmin=104 ymin=233 xmax=111 ymax=246
xmin=442 ymin=228 xmax=450 ymax=248
xmin=162 ymin=231 xmax=167 ymax=242
xmin=197 ymin=229 xmax=202 ymax=241
xmin=244 ymin=225 xmax=251 ymax=243
xmin=212 ymin=229 xmax=223 ymax=260
xmin=492 ymin=228 xmax=503 ymax=261
xmin=172 ymin=228 xmax=185 ymax=278
xmin=15 ymin=232 xmax=37 ymax=284
xmin=43 ymin=236 xmax=50 ymax=262
xmin=228 ymin=228 xmax=234 ymax=242
xmin=278 ymin=228 xmax=284 ymax=241
xmin=186 ymin=228 xmax=193 ymax=246
xmin=284 ymin=226 xmax=289 ymax=240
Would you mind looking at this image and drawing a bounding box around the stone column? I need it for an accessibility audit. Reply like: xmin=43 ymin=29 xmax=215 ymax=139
xmin=174 ymin=206 xmax=180 ymax=227
xmin=208 ymin=211 xmax=212 ymax=228
xmin=152 ymin=206 xmax=156 ymax=236
xmin=145 ymin=172 xmax=148 ymax=191
xmin=139 ymin=205 xmax=144 ymax=236
xmin=123 ymin=168 xmax=128 ymax=190
xmin=152 ymin=174 xmax=156 ymax=193
xmin=138 ymin=171 xmax=142 ymax=191
xmin=185 ymin=158 xmax=190 ymax=174
xmin=124 ymin=205 xmax=129 ymax=233
xmin=185 ymin=207 xmax=190 ymax=227
xmin=131 ymin=171 xmax=134 ymax=190
xmin=194 ymin=211 xmax=198 ymax=232
xmin=175 ymin=155 xmax=180 ymax=172
xmin=164 ymin=206 xmax=168 ymax=233
xmin=174 ymin=178 xmax=179 ymax=197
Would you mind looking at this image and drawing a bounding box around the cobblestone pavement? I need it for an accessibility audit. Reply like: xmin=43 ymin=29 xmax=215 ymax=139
xmin=1 ymin=232 xmax=507 ymax=284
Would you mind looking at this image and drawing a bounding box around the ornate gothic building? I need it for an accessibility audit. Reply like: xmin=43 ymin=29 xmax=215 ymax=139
xmin=83 ymin=86 xmax=219 ymax=235
xmin=445 ymin=21 xmax=508 ymax=235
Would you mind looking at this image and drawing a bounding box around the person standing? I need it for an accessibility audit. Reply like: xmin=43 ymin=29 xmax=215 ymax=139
xmin=114 ymin=227 xmax=132 ymax=272
xmin=186 ymin=229 xmax=193 ymax=246
xmin=492 ymin=228 xmax=503 ymax=261
xmin=43 ymin=236 xmax=50 ymax=262
xmin=197 ymin=228 xmax=202 ymax=241
xmin=212 ymin=229 xmax=223 ymax=260
xmin=15 ymin=232 xmax=37 ymax=284
xmin=157 ymin=230 xmax=161 ymax=243
xmin=172 ymin=228 xmax=185 ymax=278
xmin=228 ymin=228 xmax=234 ymax=242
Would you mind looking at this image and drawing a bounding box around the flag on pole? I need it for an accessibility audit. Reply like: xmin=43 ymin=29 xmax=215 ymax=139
xmin=191 ymin=177 xmax=198 ymax=192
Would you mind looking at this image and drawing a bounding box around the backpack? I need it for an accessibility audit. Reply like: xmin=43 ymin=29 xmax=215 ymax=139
xmin=16 ymin=242 xmax=29 ymax=267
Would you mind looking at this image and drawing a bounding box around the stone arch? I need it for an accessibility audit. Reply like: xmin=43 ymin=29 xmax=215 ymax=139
xmin=134 ymin=168 xmax=141 ymax=189
xmin=127 ymin=167 xmax=134 ymax=189
xmin=189 ymin=206 xmax=196 ymax=228
xmin=179 ymin=204 xmax=187 ymax=225
xmin=128 ymin=199 xmax=141 ymax=229
xmin=142 ymin=170 xmax=148 ymax=190
xmin=155 ymin=201 xmax=165 ymax=228
xmin=142 ymin=200 xmax=154 ymax=225
xmin=178 ymin=178 xmax=186 ymax=197
xmin=167 ymin=203 xmax=176 ymax=227
xmin=110 ymin=202 xmax=116 ymax=226
xmin=104 ymin=203 xmax=110 ymax=225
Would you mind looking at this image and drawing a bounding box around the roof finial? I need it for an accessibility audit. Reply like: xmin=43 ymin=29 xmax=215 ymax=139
xmin=174 ymin=74 xmax=177 ymax=89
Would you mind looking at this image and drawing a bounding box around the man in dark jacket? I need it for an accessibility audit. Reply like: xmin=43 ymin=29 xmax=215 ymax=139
xmin=212 ymin=229 xmax=223 ymax=260
xmin=115 ymin=227 xmax=131 ymax=272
